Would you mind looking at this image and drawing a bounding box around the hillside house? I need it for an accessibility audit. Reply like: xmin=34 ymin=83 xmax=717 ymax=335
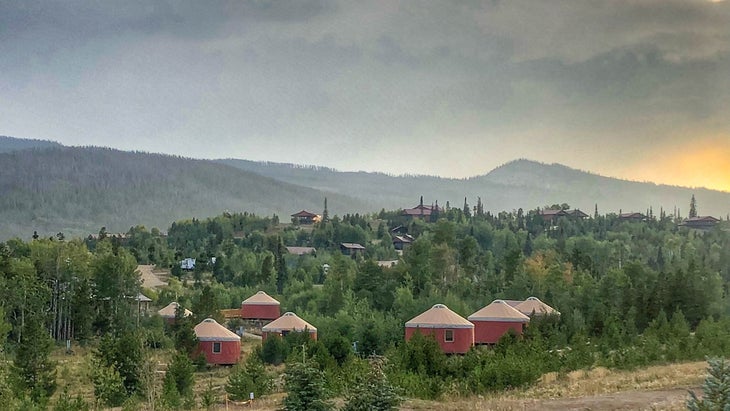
xmin=181 ymin=258 xmax=196 ymax=271
xmin=241 ymin=291 xmax=281 ymax=321
xmin=537 ymin=209 xmax=568 ymax=222
xmin=402 ymin=204 xmax=441 ymax=219
xmin=405 ymin=304 xmax=474 ymax=354
xmin=538 ymin=208 xmax=588 ymax=222
xmin=565 ymin=209 xmax=589 ymax=219
xmin=291 ymin=210 xmax=319 ymax=224
xmin=618 ymin=212 xmax=646 ymax=222
xmin=340 ymin=242 xmax=366 ymax=256
xmin=194 ymin=318 xmax=241 ymax=365
xmin=680 ymin=216 xmax=720 ymax=230
xmin=262 ymin=312 xmax=317 ymax=341
xmin=392 ymin=234 xmax=415 ymax=251
xmin=468 ymin=300 xmax=530 ymax=345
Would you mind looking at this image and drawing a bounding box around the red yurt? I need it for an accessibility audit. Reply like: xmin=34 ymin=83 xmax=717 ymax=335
xmin=405 ymin=304 xmax=474 ymax=354
xmin=194 ymin=318 xmax=241 ymax=365
xmin=241 ymin=291 xmax=281 ymax=321
xmin=468 ymin=300 xmax=530 ymax=344
xmin=157 ymin=301 xmax=193 ymax=323
xmin=261 ymin=312 xmax=317 ymax=341
xmin=514 ymin=296 xmax=559 ymax=317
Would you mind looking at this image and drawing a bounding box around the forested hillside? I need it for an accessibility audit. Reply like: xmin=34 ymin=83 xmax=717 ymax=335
xmin=2 ymin=136 xmax=729 ymax=241
xmin=0 ymin=146 xmax=363 ymax=239
xmin=1 ymin=203 xmax=729 ymax=409
xmin=0 ymin=135 xmax=62 ymax=153
xmin=220 ymin=158 xmax=730 ymax=218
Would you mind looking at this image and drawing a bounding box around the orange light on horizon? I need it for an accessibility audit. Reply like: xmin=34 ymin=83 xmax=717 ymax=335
xmin=627 ymin=141 xmax=730 ymax=192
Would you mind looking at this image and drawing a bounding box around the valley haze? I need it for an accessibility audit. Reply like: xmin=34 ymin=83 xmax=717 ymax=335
xmin=0 ymin=136 xmax=727 ymax=240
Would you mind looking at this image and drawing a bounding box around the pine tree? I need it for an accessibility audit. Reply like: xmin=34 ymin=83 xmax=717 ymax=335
xmin=322 ymin=198 xmax=329 ymax=223
xmin=342 ymin=356 xmax=401 ymax=411
xmin=283 ymin=360 xmax=330 ymax=411
xmin=687 ymin=357 xmax=730 ymax=410
xmin=12 ymin=311 xmax=56 ymax=404
xmin=689 ymin=195 xmax=698 ymax=218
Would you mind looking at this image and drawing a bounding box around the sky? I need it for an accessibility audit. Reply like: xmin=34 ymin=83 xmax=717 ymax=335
xmin=1 ymin=1 xmax=729 ymax=190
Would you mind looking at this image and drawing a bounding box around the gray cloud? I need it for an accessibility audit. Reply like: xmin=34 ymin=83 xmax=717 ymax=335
xmin=1 ymin=0 xmax=728 ymax=180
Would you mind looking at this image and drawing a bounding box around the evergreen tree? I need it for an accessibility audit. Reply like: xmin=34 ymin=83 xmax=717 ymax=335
xmin=342 ymin=356 xmax=401 ymax=411
xmin=12 ymin=311 xmax=56 ymax=404
xmin=687 ymin=357 xmax=730 ymax=410
xmin=283 ymin=360 xmax=330 ymax=411
xmin=322 ymin=198 xmax=329 ymax=223
xmin=463 ymin=197 xmax=471 ymax=218
xmin=165 ymin=352 xmax=195 ymax=399
xmin=689 ymin=195 xmax=698 ymax=218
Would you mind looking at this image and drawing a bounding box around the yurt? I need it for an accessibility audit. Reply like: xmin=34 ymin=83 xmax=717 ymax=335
xmin=514 ymin=297 xmax=559 ymax=317
xmin=194 ymin=318 xmax=241 ymax=365
xmin=261 ymin=312 xmax=317 ymax=341
xmin=468 ymin=300 xmax=530 ymax=344
xmin=157 ymin=301 xmax=193 ymax=323
xmin=405 ymin=304 xmax=474 ymax=354
xmin=241 ymin=291 xmax=281 ymax=321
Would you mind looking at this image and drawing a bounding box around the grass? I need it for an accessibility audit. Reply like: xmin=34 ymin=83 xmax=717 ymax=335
xmin=50 ymin=341 xmax=708 ymax=410
xmin=402 ymin=361 xmax=707 ymax=411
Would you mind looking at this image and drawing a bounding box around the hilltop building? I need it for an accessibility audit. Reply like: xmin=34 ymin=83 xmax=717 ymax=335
xmin=291 ymin=210 xmax=320 ymax=224
xmin=680 ymin=216 xmax=720 ymax=230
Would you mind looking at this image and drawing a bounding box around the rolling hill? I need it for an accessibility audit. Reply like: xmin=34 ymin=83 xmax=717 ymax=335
xmin=0 ymin=146 xmax=363 ymax=239
xmin=220 ymin=158 xmax=730 ymax=219
xmin=1 ymin=136 xmax=728 ymax=240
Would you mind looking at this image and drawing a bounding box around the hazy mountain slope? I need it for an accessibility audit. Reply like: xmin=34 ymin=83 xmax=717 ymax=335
xmin=0 ymin=135 xmax=62 ymax=153
xmin=0 ymin=147 xmax=363 ymax=240
xmin=221 ymin=158 xmax=730 ymax=218
xmin=476 ymin=159 xmax=730 ymax=217
xmin=217 ymin=158 xmax=494 ymax=210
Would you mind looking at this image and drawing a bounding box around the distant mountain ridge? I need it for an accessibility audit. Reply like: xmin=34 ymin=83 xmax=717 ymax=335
xmin=0 ymin=137 xmax=728 ymax=240
xmin=220 ymin=157 xmax=730 ymax=219
xmin=0 ymin=145 xmax=363 ymax=239
xmin=0 ymin=135 xmax=62 ymax=153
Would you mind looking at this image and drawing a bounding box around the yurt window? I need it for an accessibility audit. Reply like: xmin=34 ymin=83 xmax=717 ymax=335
xmin=445 ymin=329 xmax=454 ymax=342
xmin=213 ymin=342 xmax=221 ymax=353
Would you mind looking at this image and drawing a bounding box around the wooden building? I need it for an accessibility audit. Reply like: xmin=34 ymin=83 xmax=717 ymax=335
xmin=291 ymin=210 xmax=319 ymax=224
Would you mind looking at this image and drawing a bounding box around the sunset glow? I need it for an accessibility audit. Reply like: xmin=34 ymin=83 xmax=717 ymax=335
xmin=628 ymin=138 xmax=730 ymax=192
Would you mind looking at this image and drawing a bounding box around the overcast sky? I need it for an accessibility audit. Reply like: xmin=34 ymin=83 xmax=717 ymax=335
xmin=2 ymin=1 xmax=729 ymax=190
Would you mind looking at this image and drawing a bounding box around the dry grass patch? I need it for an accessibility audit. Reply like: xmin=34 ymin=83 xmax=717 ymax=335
xmin=402 ymin=361 xmax=707 ymax=411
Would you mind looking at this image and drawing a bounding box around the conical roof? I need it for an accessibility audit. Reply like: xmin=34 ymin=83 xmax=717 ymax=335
xmin=194 ymin=318 xmax=241 ymax=342
xmin=468 ymin=300 xmax=530 ymax=323
xmin=514 ymin=297 xmax=559 ymax=317
xmin=242 ymin=291 xmax=280 ymax=306
xmin=405 ymin=304 xmax=473 ymax=329
xmin=262 ymin=312 xmax=316 ymax=333
xmin=158 ymin=301 xmax=193 ymax=318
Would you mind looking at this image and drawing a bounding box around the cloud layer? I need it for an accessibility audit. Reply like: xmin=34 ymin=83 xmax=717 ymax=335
xmin=1 ymin=0 xmax=729 ymax=188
